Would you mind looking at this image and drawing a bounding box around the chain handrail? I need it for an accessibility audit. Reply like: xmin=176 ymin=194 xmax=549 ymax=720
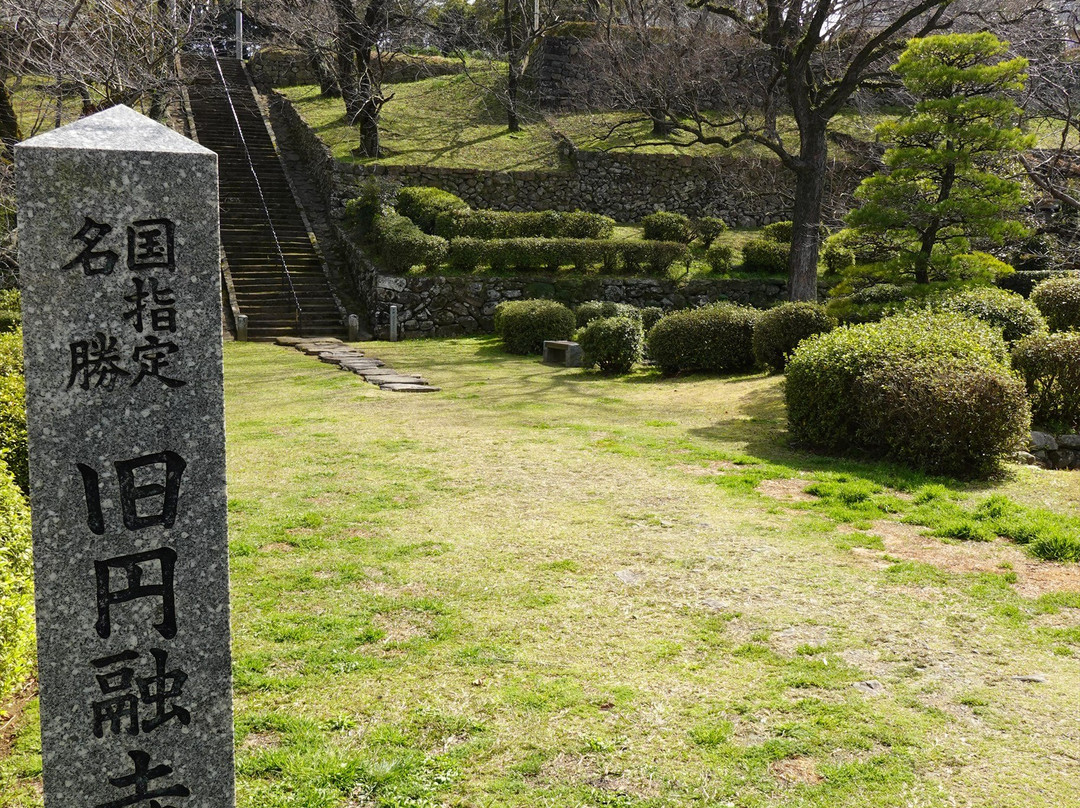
xmin=207 ymin=43 xmax=304 ymax=334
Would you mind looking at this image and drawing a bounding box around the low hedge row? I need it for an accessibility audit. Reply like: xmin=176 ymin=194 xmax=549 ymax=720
xmin=447 ymin=237 xmax=689 ymax=275
xmin=434 ymin=209 xmax=614 ymax=240
xmin=395 ymin=186 xmax=469 ymax=234
xmin=372 ymin=210 xmax=448 ymax=272
xmin=575 ymin=300 xmax=641 ymax=327
xmin=785 ymin=313 xmax=1024 ymax=476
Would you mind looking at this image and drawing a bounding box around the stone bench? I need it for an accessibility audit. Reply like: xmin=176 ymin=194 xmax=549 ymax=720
xmin=543 ymin=340 xmax=583 ymax=367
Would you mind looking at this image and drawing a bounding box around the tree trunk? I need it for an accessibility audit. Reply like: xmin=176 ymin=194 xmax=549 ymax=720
xmin=649 ymin=105 xmax=672 ymax=136
xmin=0 ymin=81 xmax=21 ymax=158
xmin=504 ymin=0 xmax=520 ymax=132
xmin=329 ymin=0 xmax=362 ymax=121
xmin=788 ymin=125 xmax=828 ymax=302
xmin=915 ymin=157 xmax=957 ymax=284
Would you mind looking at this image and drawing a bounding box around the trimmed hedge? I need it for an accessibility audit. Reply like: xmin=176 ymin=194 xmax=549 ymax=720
xmin=577 ymin=315 xmax=643 ymax=373
xmin=694 ymin=217 xmax=727 ymax=247
xmin=928 ymin=287 xmax=1047 ymax=344
xmin=494 ymin=299 xmax=576 ymax=354
xmin=1012 ymin=332 xmax=1080 ymax=431
xmin=435 ymin=209 xmax=614 ymax=240
xmin=760 ymin=221 xmax=793 ymax=242
xmin=740 ymin=238 xmax=789 ymax=275
xmin=786 ymin=313 xmax=1017 ymax=474
xmin=639 ymin=306 xmax=664 ymax=333
xmin=1031 ymin=274 xmax=1080 ymax=331
xmin=752 ymin=302 xmax=836 ymax=373
xmin=373 ymin=210 xmax=449 ymax=272
xmin=706 ymin=244 xmax=736 ymax=274
xmin=395 ymin=186 xmax=469 ymax=233
xmin=855 ymin=357 xmax=1030 ymax=477
xmin=575 ymin=300 xmax=641 ymax=328
xmin=343 ymin=177 xmax=399 ymax=237
xmin=447 ymin=237 xmax=688 ymax=276
xmin=642 ymin=212 xmax=695 ymax=244
xmin=0 ymin=459 xmax=32 ymax=700
xmin=646 ymin=303 xmax=762 ymax=375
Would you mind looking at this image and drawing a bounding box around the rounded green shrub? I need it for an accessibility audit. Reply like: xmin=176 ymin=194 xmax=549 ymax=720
xmin=343 ymin=177 xmax=399 ymax=237
xmin=0 ymin=289 xmax=20 ymax=313
xmin=577 ymin=316 xmax=643 ymax=373
xmin=786 ymin=312 xmax=1010 ymax=456
xmin=0 ymin=459 xmax=32 ymax=699
xmin=642 ymin=212 xmax=696 ymax=244
xmin=1012 ymin=331 xmax=1080 ymax=430
xmin=694 ymin=217 xmax=727 ymax=246
xmin=494 ymin=299 xmax=576 ymax=354
xmin=395 ymin=186 xmax=470 ymax=233
xmin=1031 ymin=274 xmax=1080 ymax=331
xmin=752 ymin=302 xmax=836 ymax=373
xmin=997 ymin=269 xmax=1080 ymax=298
xmin=575 ymin=300 xmax=640 ymax=328
xmin=373 ymin=210 xmax=448 ymax=272
xmin=854 ymin=356 xmax=1030 ymax=477
xmin=821 ymin=239 xmax=855 ymax=275
xmin=639 ymin=306 xmax=664 ymax=333
xmin=706 ymin=244 xmax=736 ymax=275
xmin=740 ymin=238 xmax=789 ymax=275
xmin=760 ymin=221 xmax=793 ymax=242
xmin=928 ymin=286 xmax=1047 ymax=343
xmin=646 ymin=303 xmax=762 ymax=375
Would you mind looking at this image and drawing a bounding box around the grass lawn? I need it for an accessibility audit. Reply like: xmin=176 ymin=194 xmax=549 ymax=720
xmin=2 ymin=338 xmax=1079 ymax=807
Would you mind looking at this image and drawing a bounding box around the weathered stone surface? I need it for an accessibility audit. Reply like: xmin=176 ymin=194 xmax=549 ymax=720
xmin=16 ymin=106 xmax=235 ymax=808
xmin=373 ymin=374 xmax=429 ymax=386
xmin=1030 ymin=431 xmax=1058 ymax=452
xmin=1057 ymin=434 xmax=1080 ymax=450
xmin=543 ymin=340 xmax=583 ymax=367
xmin=380 ymin=383 xmax=440 ymax=392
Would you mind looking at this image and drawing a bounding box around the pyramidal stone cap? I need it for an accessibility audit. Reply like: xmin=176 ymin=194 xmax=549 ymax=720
xmin=18 ymin=104 xmax=215 ymax=154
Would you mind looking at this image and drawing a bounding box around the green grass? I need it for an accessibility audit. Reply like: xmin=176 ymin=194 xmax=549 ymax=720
xmin=2 ymin=338 xmax=1079 ymax=807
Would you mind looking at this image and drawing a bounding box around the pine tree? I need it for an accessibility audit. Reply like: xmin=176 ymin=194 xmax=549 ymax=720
xmin=847 ymin=33 xmax=1034 ymax=285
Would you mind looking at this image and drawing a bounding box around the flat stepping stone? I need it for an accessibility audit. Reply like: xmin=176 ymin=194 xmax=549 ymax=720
xmin=274 ymin=336 xmax=305 ymax=346
xmin=299 ymin=344 xmax=346 ymax=355
xmin=370 ymin=374 xmax=429 ymax=386
xmin=338 ymin=359 xmax=385 ymax=369
xmin=381 ymin=383 xmax=440 ymax=393
xmin=318 ymin=352 xmax=363 ymax=363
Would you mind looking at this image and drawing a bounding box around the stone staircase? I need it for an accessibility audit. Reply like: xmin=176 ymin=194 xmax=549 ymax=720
xmin=185 ymin=55 xmax=344 ymax=340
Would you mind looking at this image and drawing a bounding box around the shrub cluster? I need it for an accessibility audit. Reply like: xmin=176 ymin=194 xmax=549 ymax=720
xmin=436 ymin=209 xmax=614 ymax=240
xmin=785 ymin=313 xmax=1024 ymax=476
xmin=575 ymin=300 xmax=640 ymax=327
xmin=372 ymin=210 xmax=448 ymax=273
xmin=395 ymin=186 xmax=469 ymax=233
xmin=1012 ymin=332 xmax=1080 ymax=431
xmin=752 ymin=302 xmax=836 ymax=373
xmin=646 ymin=303 xmax=761 ymax=375
xmin=740 ymin=238 xmax=789 ymax=275
xmin=642 ymin=212 xmax=696 ymax=244
xmin=694 ymin=217 xmax=727 ymax=247
xmin=577 ymin=316 xmax=643 ymax=373
xmin=0 ymin=461 xmax=31 ymax=699
xmin=1031 ymin=274 xmax=1080 ymax=331
xmin=494 ymin=299 xmax=576 ymax=354
xmin=706 ymin=244 xmax=736 ymax=274
xmin=447 ymin=237 xmax=688 ymax=276
xmin=343 ymin=177 xmax=399 ymax=237
xmin=927 ymin=286 xmax=1047 ymax=344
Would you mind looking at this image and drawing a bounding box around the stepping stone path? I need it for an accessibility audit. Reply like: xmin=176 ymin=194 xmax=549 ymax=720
xmin=275 ymin=336 xmax=440 ymax=393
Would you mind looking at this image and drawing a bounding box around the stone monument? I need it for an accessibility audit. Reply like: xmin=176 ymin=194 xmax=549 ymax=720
xmin=15 ymin=106 xmax=235 ymax=807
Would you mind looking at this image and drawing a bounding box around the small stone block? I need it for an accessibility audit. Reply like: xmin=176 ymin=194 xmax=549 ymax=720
xmin=381 ymin=383 xmax=440 ymax=392
xmin=543 ymin=340 xmax=583 ymax=367
xmin=275 ymin=336 xmax=304 ymax=346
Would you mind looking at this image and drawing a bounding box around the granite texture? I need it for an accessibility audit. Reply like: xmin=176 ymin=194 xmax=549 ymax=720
xmin=16 ymin=105 xmax=234 ymax=808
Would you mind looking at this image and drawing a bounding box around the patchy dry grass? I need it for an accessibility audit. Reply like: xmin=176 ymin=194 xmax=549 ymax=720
xmin=2 ymin=337 xmax=1079 ymax=807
